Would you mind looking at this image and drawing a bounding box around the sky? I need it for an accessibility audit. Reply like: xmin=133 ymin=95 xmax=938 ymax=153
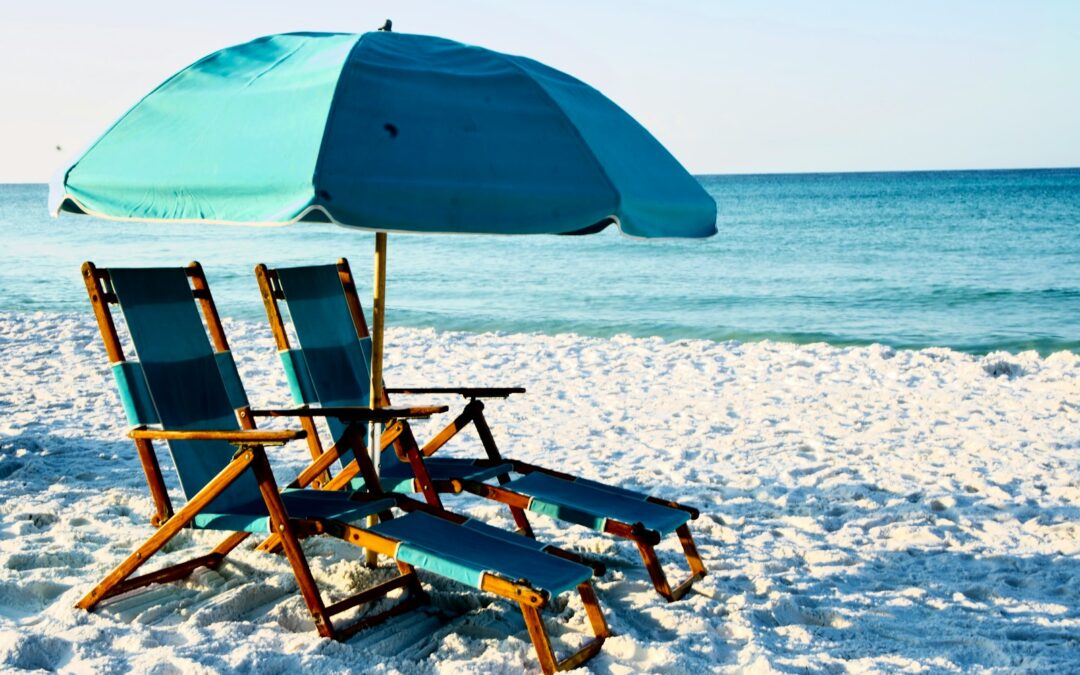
xmin=1 ymin=1 xmax=1078 ymax=181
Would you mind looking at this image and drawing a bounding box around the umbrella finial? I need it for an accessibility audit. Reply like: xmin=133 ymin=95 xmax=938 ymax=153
xmin=379 ymin=19 xmax=392 ymax=32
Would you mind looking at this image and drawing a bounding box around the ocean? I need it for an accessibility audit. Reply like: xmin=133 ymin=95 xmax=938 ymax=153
xmin=2 ymin=168 xmax=1078 ymax=354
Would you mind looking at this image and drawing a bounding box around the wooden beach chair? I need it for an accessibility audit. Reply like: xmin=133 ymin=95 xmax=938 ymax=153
xmin=255 ymin=259 xmax=707 ymax=601
xmin=79 ymin=262 xmax=608 ymax=673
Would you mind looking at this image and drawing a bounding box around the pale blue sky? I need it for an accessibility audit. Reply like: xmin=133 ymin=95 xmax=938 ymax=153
xmin=2 ymin=1 xmax=1078 ymax=181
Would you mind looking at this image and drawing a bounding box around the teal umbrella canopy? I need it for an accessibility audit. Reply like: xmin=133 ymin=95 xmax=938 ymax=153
xmin=50 ymin=31 xmax=716 ymax=238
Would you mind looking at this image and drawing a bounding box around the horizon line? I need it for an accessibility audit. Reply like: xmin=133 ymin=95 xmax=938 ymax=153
xmin=3 ymin=164 xmax=1078 ymax=185
xmin=698 ymin=164 xmax=1080 ymax=178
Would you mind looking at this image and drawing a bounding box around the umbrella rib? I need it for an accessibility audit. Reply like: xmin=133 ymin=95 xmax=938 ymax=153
xmin=499 ymin=55 xmax=622 ymax=224
xmin=309 ymin=34 xmax=367 ymax=211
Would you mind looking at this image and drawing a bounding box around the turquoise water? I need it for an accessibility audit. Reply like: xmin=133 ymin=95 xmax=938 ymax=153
xmin=3 ymin=169 xmax=1078 ymax=354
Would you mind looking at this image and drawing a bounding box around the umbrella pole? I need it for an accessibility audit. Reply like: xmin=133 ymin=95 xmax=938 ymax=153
xmin=367 ymin=231 xmax=388 ymax=567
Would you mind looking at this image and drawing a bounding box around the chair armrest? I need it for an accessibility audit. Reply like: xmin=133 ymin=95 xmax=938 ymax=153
xmin=383 ymin=387 xmax=525 ymax=398
xmin=249 ymin=405 xmax=448 ymax=422
xmin=128 ymin=427 xmax=305 ymax=445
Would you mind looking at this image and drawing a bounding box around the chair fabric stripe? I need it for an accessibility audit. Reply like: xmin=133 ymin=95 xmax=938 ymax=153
xmin=111 ymin=361 xmax=159 ymax=427
xmin=108 ymin=267 xmax=257 ymax=513
xmin=274 ymin=264 xmax=382 ymax=468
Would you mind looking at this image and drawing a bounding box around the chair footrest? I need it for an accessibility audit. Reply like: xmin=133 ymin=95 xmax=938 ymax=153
xmin=370 ymin=511 xmax=593 ymax=596
xmin=505 ymin=472 xmax=692 ymax=535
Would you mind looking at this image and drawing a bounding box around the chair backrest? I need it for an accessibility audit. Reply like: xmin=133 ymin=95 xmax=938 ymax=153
xmin=93 ymin=265 xmax=258 ymax=512
xmin=269 ymin=263 xmax=403 ymax=471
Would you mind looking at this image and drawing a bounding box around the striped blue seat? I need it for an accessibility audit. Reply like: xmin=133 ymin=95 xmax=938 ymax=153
xmin=108 ymin=266 xmax=591 ymax=597
xmin=275 ymin=264 xmax=520 ymax=494
xmin=271 ymin=263 xmax=694 ymax=535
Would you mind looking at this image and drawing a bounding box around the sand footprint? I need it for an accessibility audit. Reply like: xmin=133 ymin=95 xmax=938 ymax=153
xmin=0 ymin=631 xmax=73 ymax=671
xmin=766 ymin=594 xmax=850 ymax=629
xmin=4 ymin=549 xmax=94 ymax=571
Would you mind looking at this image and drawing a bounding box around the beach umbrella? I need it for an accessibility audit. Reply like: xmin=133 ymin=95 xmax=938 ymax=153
xmin=49 ymin=28 xmax=716 ymax=509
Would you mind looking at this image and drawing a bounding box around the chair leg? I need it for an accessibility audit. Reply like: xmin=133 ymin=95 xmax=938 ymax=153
xmin=634 ymin=539 xmax=673 ymax=599
xmin=133 ymin=437 xmax=173 ymax=527
xmin=507 ymin=505 xmax=535 ymax=538
xmin=579 ymin=581 xmax=609 ymax=637
xmin=481 ymin=421 xmax=535 ymax=537
xmin=678 ymin=523 xmax=708 ymax=579
xmin=325 ymin=559 xmax=429 ymax=640
xmin=473 ymin=406 xmax=537 ymax=535
xmin=521 ymin=603 xmax=559 ymax=675
xmin=308 ymin=523 xmax=431 ymax=639
xmin=212 ymin=530 xmax=252 ymax=560
xmin=440 ymin=478 xmax=529 ymax=532
xmin=322 ymin=566 xmax=426 ymax=640
xmin=398 ymin=560 xmax=429 ymax=604
xmin=541 ymin=544 xmax=608 ymax=577
xmin=79 ymin=530 xmax=251 ymax=610
xmin=77 ymin=448 xmax=258 ymax=611
xmin=519 ymin=581 xmax=609 ymax=675
xmin=297 ymin=416 xmax=331 ymax=487
xmin=236 ymin=516 xmax=426 ymax=641
xmin=256 ymin=456 xmax=363 ymax=554
xmin=250 ymin=451 xmax=335 ymax=637
xmin=333 ymin=588 xmax=424 ymax=640
xmin=633 ymin=524 xmax=708 ymax=602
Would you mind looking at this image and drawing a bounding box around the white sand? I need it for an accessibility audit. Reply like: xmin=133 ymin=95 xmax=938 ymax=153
xmin=0 ymin=311 xmax=1077 ymax=673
